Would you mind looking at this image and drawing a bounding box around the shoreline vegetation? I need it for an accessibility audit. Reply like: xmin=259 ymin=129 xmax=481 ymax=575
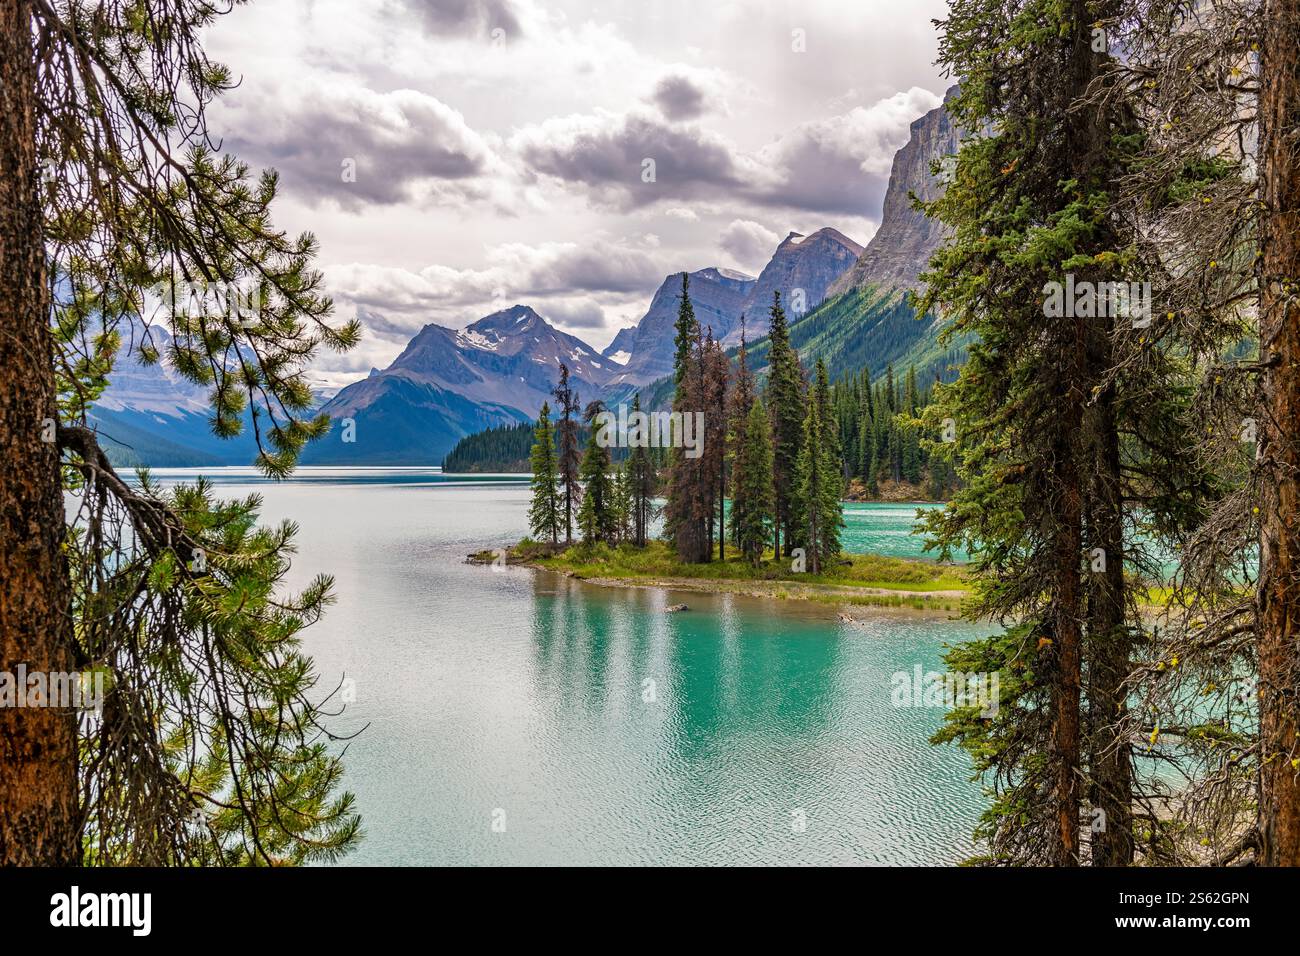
xmin=469 ymin=539 xmax=971 ymax=614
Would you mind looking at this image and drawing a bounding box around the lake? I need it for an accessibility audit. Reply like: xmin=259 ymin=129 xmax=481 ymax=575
xmin=147 ymin=467 xmax=994 ymax=865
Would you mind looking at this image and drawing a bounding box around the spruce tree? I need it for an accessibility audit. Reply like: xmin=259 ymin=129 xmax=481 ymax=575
xmin=730 ymin=398 xmax=775 ymax=565
xmin=611 ymin=461 xmax=634 ymax=544
xmin=703 ymin=329 xmax=731 ymax=559
xmin=627 ymin=393 xmax=654 ymax=548
xmin=664 ymin=279 xmax=712 ymax=561
xmin=528 ymin=403 xmax=562 ymax=545
xmin=552 ymin=363 xmax=582 ymax=544
xmin=918 ymin=0 xmax=1151 ymax=865
xmin=729 ymin=319 xmax=757 ymax=546
xmin=672 ymin=272 xmax=696 ymax=390
xmin=764 ymin=291 xmax=805 ymax=557
xmin=794 ymin=360 xmax=844 ymax=572
xmin=577 ymin=401 xmax=615 ymax=545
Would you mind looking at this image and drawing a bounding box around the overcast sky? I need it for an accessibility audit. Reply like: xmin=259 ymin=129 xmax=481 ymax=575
xmin=204 ymin=0 xmax=951 ymax=385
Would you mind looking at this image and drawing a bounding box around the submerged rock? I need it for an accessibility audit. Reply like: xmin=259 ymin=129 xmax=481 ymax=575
xmin=665 ymin=604 xmax=690 ymax=613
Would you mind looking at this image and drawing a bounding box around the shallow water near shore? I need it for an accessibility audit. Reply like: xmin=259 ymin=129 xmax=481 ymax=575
xmin=145 ymin=467 xmax=994 ymax=865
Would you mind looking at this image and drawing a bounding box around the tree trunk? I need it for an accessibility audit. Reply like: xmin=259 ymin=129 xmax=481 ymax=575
xmin=1086 ymin=390 xmax=1133 ymax=866
xmin=1051 ymin=444 xmax=1084 ymax=867
xmin=0 ymin=0 xmax=80 ymax=865
xmin=1257 ymin=0 xmax=1300 ymax=867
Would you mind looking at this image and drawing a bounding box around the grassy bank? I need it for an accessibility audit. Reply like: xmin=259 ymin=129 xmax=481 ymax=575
xmin=472 ymin=539 xmax=971 ymax=613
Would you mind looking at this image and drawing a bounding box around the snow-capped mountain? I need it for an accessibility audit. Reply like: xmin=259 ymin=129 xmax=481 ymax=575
xmin=301 ymin=305 xmax=611 ymax=464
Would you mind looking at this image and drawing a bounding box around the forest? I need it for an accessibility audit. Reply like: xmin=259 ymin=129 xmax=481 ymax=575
xmin=452 ymin=355 xmax=957 ymax=500
xmin=1 ymin=0 xmax=1298 ymax=873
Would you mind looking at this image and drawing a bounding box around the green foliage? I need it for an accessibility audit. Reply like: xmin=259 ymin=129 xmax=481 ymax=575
xmin=444 ymin=421 xmax=536 ymax=472
xmin=794 ymin=360 xmax=846 ymax=571
xmin=40 ymin=0 xmax=362 ymax=864
xmin=528 ymin=404 xmax=562 ymax=544
xmin=730 ymin=398 xmax=775 ymax=564
xmin=764 ymin=292 xmax=806 ymax=555
xmin=577 ymin=402 xmax=617 ymax=544
xmin=68 ymin=474 xmax=359 ymax=864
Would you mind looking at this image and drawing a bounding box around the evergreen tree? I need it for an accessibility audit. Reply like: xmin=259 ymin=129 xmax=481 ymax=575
xmin=2 ymin=0 xmax=363 ymax=864
xmin=764 ymin=291 xmax=806 ymax=557
xmin=730 ymin=398 xmax=775 ymax=564
xmin=1253 ymin=0 xmax=1300 ymax=866
xmin=703 ymin=329 xmax=731 ymax=559
xmin=664 ymin=280 xmax=712 ymax=561
xmin=552 ymin=363 xmax=582 ymax=544
xmin=728 ymin=318 xmax=757 ymax=547
xmin=528 ymin=403 xmax=562 ymax=545
xmin=917 ymin=0 xmax=1152 ymax=865
xmin=794 ymin=359 xmax=844 ymax=572
xmin=672 ymin=272 xmax=696 ymax=390
xmin=627 ymin=393 xmax=654 ymax=548
xmin=611 ymin=461 xmax=634 ymax=544
xmin=576 ymin=401 xmax=615 ymax=544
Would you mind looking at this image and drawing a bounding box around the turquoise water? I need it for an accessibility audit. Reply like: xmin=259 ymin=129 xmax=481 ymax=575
xmin=147 ymin=468 xmax=993 ymax=865
xmin=841 ymin=501 xmax=959 ymax=560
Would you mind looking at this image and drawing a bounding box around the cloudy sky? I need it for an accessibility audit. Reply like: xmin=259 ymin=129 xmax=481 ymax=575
xmin=204 ymin=0 xmax=951 ymax=385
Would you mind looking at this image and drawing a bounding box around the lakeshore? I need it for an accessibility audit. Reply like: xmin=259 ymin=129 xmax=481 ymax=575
xmin=470 ymin=539 xmax=972 ymax=614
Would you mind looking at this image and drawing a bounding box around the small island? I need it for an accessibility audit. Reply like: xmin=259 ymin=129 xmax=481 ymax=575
xmin=470 ymin=539 xmax=969 ymax=614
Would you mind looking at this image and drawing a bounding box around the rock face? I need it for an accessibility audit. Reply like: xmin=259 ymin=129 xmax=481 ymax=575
xmin=602 ymin=227 xmax=862 ymax=387
xmin=729 ymin=227 xmax=864 ymax=345
xmin=602 ymin=267 xmax=755 ymax=388
xmin=828 ymin=86 xmax=961 ymax=297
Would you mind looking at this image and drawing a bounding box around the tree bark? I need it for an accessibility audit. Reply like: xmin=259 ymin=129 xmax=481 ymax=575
xmin=1086 ymin=390 xmax=1133 ymax=866
xmin=1257 ymin=0 xmax=1300 ymax=867
xmin=1051 ymin=441 xmax=1084 ymax=867
xmin=0 ymin=0 xmax=80 ymax=865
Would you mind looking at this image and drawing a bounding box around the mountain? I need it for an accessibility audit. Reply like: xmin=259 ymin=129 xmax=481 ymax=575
xmin=602 ymin=266 xmax=755 ymax=389
xmin=302 ymin=305 xmax=609 ymax=465
xmin=88 ymin=323 xmax=263 ymax=467
xmin=86 ymin=90 xmax=960 ymax=466
xmin=626 ymin=88 xmax=964 ymax=413
xmin=726 ymin=227 xmax=864 ymax=344
xmin=601 ymin=227 xmax=862 ymax=389
xmin=829 ymin=86 xmax=961 ymax=297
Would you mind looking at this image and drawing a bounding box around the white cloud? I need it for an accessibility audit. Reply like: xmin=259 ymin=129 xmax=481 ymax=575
xmin=718 ymin=219 xmax=781 ymax=272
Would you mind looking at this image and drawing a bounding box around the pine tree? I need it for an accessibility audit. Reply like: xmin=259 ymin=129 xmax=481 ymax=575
xmin=528 ymin=403 xmax=562 ymax=545
xmin=627 ymin=393 xmax=654 ymax=548
xmin=764 ymin=291 xmax=805 ymax=557
xmin=552 ymin=363 xmax=582 ymax=544
xmin=577 ymin=401 xmax=615 ymax=545
xmin=0 ymin=0 xmax=372 ymax=865
xmin=664 ymin=279 xmax=712 ymax=562
xmin=794 ymin=360 xmax=844 ymax=573
xmin=730 ymin=398 xmax=774 ymax=565
xmin=611 ymin=460 xmax=634 ymax=544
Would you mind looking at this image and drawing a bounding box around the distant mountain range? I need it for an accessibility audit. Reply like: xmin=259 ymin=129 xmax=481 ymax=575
xmin=90 ymin=87 xmax=961 ymax=469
